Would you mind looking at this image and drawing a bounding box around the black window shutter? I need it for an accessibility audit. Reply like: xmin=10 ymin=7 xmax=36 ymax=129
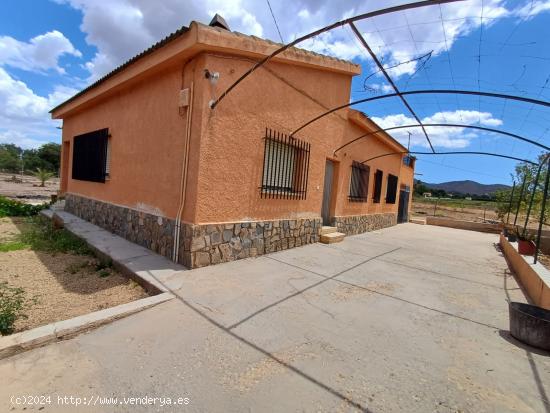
xmin=72 ymin=128 xmax=109 ymax=183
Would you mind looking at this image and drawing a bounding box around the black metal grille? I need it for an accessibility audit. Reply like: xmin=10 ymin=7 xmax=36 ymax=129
xmin=260 ymin=128 xmax=310 ymax=199
xmin=373 ymin=169 xmax=383 ymax=203
xmin=386 ymin=174 xmax=398 ymax=204
xmin=349 ymin=161 xmax=370 ymax=202
xmin=72 ymin=128 xmax=109 ymax=183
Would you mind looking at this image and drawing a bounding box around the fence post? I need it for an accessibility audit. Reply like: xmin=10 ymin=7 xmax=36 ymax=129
xmin=534 ymin=157 xmax=550 ymax=264
xmin=507 ymin=181 xmax=516 ymax=224
xmin=514 ymin=174 xmax=528 ymax=227
xmin=523 ymin=158 xmax=546 ymax=237
xmin=433 ymin=197 xmax=439 ymax=216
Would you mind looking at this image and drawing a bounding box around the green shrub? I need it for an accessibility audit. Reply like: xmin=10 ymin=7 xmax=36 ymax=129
xmin=0 ymin=282 xmax=27 ymax=335
xmin=19 ymin=216 xmax=91 ymax=255
xmin=0 ymin=196 xmax=48 ymax=218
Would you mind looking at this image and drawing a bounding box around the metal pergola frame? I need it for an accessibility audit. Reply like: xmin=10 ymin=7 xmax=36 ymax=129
xmin=291 ymin=90 xmax=550 ymax=136
xmin=332 ymin=123 xmax=550 ymax=155
xmin=207 ymin=0 xmax=550 ymax=264
xmin=210 ymin=0 xmax=465 ymax=110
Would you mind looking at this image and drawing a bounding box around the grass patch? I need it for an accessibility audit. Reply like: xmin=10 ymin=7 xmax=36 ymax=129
xmin=18 ymin=216 xmax=91 ymax=255
xmin=0 ymin=241 xmax=29 ymax=252
xmin=0 ymin=282 xmax=27 ymax=335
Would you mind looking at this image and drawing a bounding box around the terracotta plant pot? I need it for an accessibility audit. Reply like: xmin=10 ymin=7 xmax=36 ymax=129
xmin=518 ymin=239 xmax=536 ymax=256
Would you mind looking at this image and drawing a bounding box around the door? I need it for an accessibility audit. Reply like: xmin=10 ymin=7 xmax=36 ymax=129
xmin=398 ymin=186 xmax=410 ymax=223
xmin=321 ymin=160 xmax=334 ymax=226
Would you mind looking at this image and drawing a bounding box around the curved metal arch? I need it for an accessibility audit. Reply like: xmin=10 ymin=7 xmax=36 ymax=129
xmin=292 ymin=90 xmax=550 ymax=136
xmin=361 ymin=151 xmax=538 ymax=165
xmin=210 ymin=0 xmax=464 ymax=109
xmin=333 ymin=123 xmax=550 ymax=154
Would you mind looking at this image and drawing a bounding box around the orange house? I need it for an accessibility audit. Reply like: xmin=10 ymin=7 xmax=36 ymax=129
xmin=51 ymin=16 xmax=415 ymax=268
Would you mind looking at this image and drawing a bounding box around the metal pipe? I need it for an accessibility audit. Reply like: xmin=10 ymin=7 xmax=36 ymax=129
xmin=348 ymin=22 xmax=434 ymax=152
xmin=507 ymin=182 xmax=516 ymax=224
xmin=513 ymin=174 xmax=528 ymax=227
xmin=292 ymin=90 xmax=550 ymax=137
xmin=534 ymin=157 xmax=550 ymax=264
xmin=333 ymin=123 xmax=550 ymax=155
xmin=522 ymin=158 xmax=547 ymax=237
xmin=361 ymin=151 xmax=537 ymax=165
xmin=210 ymin=0 xmax=465 ymax=109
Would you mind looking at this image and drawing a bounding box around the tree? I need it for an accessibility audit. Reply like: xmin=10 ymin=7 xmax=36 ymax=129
xmin=0 ymin=142 xmax=60 ymax=175
xmin=0 ymin=144 xmax=22 ymax=173
xmin=33 ymin=168 xmax=54 ymax=187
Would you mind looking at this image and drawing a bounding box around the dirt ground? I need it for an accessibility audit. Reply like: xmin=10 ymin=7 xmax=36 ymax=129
xmin=0 ymin=172 xmax=59 ymax=204
xmin=412 ymin=200 xmax=501 ymax=223
xmin=0 ymin=217 xmax=147 ymax=333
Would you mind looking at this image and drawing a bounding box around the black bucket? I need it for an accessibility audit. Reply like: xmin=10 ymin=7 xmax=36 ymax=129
xmin=509 ymin=302 xmax=550 ymax=351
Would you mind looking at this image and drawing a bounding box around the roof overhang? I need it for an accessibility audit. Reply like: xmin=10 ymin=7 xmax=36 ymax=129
xmin=51 ymin=22 xmax=361 ymax=119
xmin=347 ymin=109 xmax=408 ymax=153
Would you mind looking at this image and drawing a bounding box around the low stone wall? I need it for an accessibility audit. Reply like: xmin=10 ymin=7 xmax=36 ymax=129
xmin=500 ymin=233 xmax=550 ymax=309
xmin=65 ymin=193 xmax=175 ymax=259
xmin=426 ymin=216 xmax=502 ymax=233
xmin=331 ymin=213 xmax=396 ymax=236
xmin=65 ymin=193 xmax=321 ymax=269
xmin=179 ymin=218 xmax=321 ymax=268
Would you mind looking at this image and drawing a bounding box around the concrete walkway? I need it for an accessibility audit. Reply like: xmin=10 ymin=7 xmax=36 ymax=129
xmin=1 ymin=224 xmax=549 ymax=412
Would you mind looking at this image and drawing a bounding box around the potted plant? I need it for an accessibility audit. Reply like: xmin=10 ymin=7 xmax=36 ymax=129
xmin=516 ymin=227 xmax=536 ymax=255
xmin=505 ymin=226 xmax=517 ymax=242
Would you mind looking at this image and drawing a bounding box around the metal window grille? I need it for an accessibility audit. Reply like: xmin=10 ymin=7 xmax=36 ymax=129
xmin=349 ymin=161 xmax=370 ymax=202
xmin=373 ymin=169 xmax=383 ymax=203
xmin=386 ymin=174 xmax=398 ymax=204
xmin=72 ymin=128 xmax=109 ymax=183
xmin=260 ymin=128 xmax=310 ymax=199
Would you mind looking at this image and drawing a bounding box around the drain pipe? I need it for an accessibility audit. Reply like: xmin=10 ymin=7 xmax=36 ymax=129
xmin=172 ymin=80 xmax=194 ymax=262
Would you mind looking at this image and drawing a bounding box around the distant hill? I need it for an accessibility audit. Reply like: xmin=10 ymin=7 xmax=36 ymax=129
xmin=419 ymin=180 xmax=511 ymax=196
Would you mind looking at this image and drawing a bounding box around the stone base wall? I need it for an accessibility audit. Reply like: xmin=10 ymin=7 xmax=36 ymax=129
xmin=179 ymin=218 xmax=321 ymax=268
xmin=65 ymin=193 xmax=321 ymax=269
xmin=65 ymin=193 xmax=175 ymax=259
xmin=332 ymin=213 xmax=396 ymax=235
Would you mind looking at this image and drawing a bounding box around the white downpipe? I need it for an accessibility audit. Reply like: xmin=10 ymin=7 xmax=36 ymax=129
xmin=173 ymin=80 xmax=194 ymax=262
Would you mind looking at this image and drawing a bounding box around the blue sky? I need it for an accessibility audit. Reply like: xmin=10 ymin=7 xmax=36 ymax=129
xmin=1 ymin=0 xmax=550 ymax=185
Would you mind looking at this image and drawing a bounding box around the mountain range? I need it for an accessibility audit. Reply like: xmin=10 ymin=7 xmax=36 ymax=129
xmin=419 ymin=180 xmax=511 ymax=196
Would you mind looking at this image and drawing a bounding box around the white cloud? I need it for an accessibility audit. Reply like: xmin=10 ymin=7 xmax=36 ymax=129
xmin=0 ymin=68 xmax=76 ymax=148
xmin=371 ymin=110 xmax=503 ymax=149
xmin=514 ymin=1 xmax=550 ymax=20
xmin=0 ymin=30 xmax=81 ymax=74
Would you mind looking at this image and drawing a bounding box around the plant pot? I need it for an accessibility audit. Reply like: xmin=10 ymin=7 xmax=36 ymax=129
xmin=507 ymin=234 xmax=517 ymax=242
xmin=509 ymin=302 xmax=550 ymax=351
xmin=518 ymin=239 xmax=536 ymax=256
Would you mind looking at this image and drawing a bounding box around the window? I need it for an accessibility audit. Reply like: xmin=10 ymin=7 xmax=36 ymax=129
xmin=260 ymin=129 xmax=310 ymax=199
xmin=72 ymin=128 xmax=109 ymax=183
xmin=349 ymin=161 xmax=370 ymax=202
xmin=373 ymin=169 xmax=383 ymax=203
xmin=386 ymin=174 xmax=398 ymax=204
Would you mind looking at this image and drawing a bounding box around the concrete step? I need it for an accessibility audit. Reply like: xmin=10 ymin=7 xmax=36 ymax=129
xmin=321 ymin=226 xmax=338 ymax=235
xmin=410 ymin=217 xmax=426 ymax=225
xmin=320 ymin=232 xmax=345 ymax=244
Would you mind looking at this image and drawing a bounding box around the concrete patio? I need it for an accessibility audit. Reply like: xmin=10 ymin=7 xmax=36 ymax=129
xmin=1 ymin=224 xmax=549 ymax=412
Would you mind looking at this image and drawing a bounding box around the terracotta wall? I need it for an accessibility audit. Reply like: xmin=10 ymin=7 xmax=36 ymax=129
xmin=60 ymin=64 xmax=189 ymax=219
xmin=190 ymin=53 xmax=411 ymax=224
xmin=60 ymin=51 xmax=414 ymax=225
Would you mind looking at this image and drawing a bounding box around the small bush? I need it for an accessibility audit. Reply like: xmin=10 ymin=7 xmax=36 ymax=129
xmin=0 ymin=282 xmax=27 ymax=335
xmin=0 ymin=196 xmax=48 ymax=217
xmin=20 ymin=216 xmax=91 ymax=255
